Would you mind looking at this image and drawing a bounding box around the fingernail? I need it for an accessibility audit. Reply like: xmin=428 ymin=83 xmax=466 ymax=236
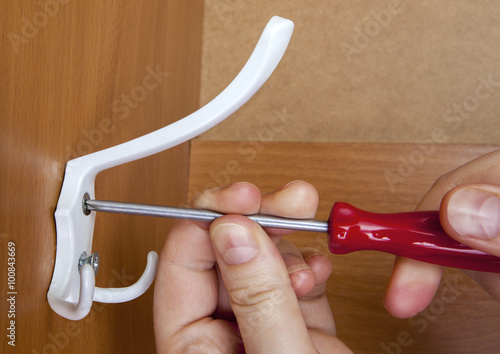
xmin=211 ymin=223 xmax=259 ymax=265
xmin=194 ymin=183 xmax=247 ymax=209
xmin=448 ymin=188 xmax=500 ymax=240
xmin=280 ymin=180 xmax=301 ymax=190
xmin=281 ymin=253 xmax=310 ymax=274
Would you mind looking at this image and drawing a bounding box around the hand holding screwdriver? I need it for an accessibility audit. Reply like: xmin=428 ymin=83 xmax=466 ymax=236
xmin=152 ymin=173 xmax=500 ymax=352
xmin=385 ymin=149 xmax=500 ymax=319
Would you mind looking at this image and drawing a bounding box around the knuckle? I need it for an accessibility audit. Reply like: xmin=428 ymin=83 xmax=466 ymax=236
xmin=168 ymin=332 xmax=241 ymax=354
xmin=169 ymin=338 xmax=220 ymax=354
xmin=433 ymin=171 xmax=458 ymax=190
xmin=228 ymin=279 xmax=286 ymax=334
xmin=227 ymin=274 xmax=286 ymax=310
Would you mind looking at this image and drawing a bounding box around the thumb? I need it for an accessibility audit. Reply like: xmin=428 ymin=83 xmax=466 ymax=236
xmin=209 ymin=215 xmax=316 ymax=353
xmin=441 ymin=184 xmax=500 ymax=257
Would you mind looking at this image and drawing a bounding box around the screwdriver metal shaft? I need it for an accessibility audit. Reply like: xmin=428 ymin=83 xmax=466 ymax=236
xmin=85 ymin=199 xmax=329 ymax=233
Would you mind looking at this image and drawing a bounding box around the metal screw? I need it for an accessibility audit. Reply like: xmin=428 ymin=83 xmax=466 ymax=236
xmin=82 ymin=193 xmax=91 ymax=216
xmin=78 ymin=251 xmax=99 ymax=275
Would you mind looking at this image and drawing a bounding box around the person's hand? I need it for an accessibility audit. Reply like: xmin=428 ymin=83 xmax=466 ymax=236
xmin=384 ymin=149 xmax=500 ymax=318
xmin=153 ymin=181 xmax=352 ymax=353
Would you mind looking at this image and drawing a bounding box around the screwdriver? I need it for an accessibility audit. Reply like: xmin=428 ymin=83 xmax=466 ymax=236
xmin=84 ymin=199 xmax=500 ymax=273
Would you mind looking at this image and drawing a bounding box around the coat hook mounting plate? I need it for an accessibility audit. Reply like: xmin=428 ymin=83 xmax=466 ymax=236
xmin=47 ymin=16 xmax=294 ymax=320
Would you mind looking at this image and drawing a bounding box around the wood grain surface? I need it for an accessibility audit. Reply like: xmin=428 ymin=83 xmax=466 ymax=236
xmin=189 ymin=140 xmax=500 ymax=353
xmin=199 ymin=1 xmax=500 ymax=145
xmin=0 ymin=1 xmax=202 ymax=352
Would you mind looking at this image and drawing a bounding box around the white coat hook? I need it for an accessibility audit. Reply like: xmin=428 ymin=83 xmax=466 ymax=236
xmin=47 ymin=16 xmax=294 ymax=320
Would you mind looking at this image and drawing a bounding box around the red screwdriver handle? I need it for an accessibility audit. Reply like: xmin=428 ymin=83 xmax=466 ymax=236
xmin=328 ymin=202 xmax=500 ymax=273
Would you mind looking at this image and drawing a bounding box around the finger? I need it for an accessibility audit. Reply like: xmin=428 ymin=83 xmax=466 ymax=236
xmin=154 ymin=220 xmax=217 ymax=346
xmin=210 ymin=215 xmax=317 ymax=352
xmin=195 ymin=183 xmax=263 ymax=320
xmin=441 ymin=184 xmax=500 ymax=301
xmin=253 ymin=181 xmax=320 ymax=300
xmin=301 ymin=248 xmax=333 ymax=290
xmin=260 ymin=180 xmax=319 ymax=239
xmin=194 ymin=182 xmax=262 ymax=215
xmin=153 ymin=183 xmax=261 ymax=348
xmin=213 ymin=263 xmax=235 ymax=320
xmin=386 ymin=149 xmax=500 ymax=317
xmin=384 ymin=185 xmax=445 ymax=318
xmin=384 ymin=257 xmax=443 ymax=318
xmin=289 ymin=248 xmax=346 ymax=349
xmin=260 ymin=180 xmax=319 ymax=219
xmin=298 ymin=249 xmax=336 ymax=336
xmin=277 ymin=240 xmax=316 ymax=298
xmin=260 ymin=182 xmax=335 ymax=335
xmin=276 ymin=242 xmax=336 ymax=335
xmin=441 ymin=184 xmax=500 ymax=256
xmin=214 ymin=262 xmax=324 ymax=322
xmin=429 ymin=150 xmax=500 ymax=301
xmin=309 ymin=329 xmax=353 ymax=353
xmin=203 ymin=181 xmax=319 ymax=319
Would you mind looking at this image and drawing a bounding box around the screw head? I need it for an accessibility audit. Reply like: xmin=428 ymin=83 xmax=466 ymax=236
xmin=82 ymin=193 xmax=91 ymax=216
xmin=78 ymin=251 xmax=100 ymax=275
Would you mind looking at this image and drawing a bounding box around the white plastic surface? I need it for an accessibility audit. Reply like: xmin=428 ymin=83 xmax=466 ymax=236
xmin=47 ymin=16 xmax=294 ymax=320
xmin=93 ymin=251 xmax=158 ymax=303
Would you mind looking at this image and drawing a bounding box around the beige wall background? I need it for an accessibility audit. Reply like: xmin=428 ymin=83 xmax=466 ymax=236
xmin=199 ymin=0 xmax=500 ymax=144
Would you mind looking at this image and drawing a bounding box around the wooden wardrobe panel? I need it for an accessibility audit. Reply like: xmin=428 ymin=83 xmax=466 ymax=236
xmin=0 ymin=1 xmax=203 ymax=352
xmin=189 ymin=141 xmax=500 ymax=353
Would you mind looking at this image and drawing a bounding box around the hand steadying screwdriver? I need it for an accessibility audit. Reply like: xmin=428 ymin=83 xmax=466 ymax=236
xmin=84 ymin=198 xmax=500 ymax=273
